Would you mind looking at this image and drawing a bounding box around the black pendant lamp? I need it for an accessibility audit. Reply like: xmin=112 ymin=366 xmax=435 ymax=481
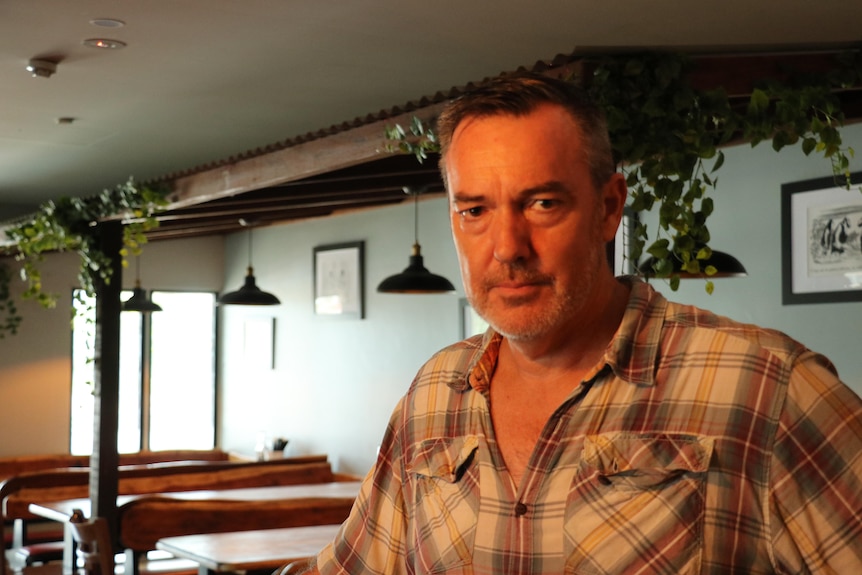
xmin=638 ymin=249 xmax=747 ymax=278
xmin=122 ymin=255 xmax=162 ymax=313
xmin=218 ymin=224 xmax=281 ymax=306
xmin=377 ymin=186 xmax=456 ymax=294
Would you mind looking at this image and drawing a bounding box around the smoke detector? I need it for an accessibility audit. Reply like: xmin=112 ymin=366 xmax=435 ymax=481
xmin=26 ymin=59 xmax=57 ymax=78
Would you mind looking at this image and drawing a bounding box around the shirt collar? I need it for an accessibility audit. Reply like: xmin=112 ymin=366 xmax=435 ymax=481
xmin=604 ymin=277 xmax=667 ymax=387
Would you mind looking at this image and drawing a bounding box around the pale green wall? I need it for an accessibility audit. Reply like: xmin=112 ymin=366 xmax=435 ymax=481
xmin=217 ymin=199 xmax=463 ymax=475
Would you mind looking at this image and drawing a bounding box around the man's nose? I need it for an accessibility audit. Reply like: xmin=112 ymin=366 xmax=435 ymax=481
xmin=492 ymin=211 xmax=531 ymax=263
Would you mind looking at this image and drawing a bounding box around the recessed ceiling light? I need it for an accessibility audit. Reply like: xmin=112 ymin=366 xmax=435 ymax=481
xmin=83 ymin=38 xmax=126 ymax=49
xmin=90 ymin=18 xmax=125 ymax=28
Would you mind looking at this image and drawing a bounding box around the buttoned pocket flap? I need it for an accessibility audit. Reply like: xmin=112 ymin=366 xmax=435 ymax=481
xmin=582 ymin=433 xmax=714 ymax=489
xmin=408 ymin=435 xmax=480 ymax=483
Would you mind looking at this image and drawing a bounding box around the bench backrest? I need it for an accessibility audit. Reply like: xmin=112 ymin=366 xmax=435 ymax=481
xmin=0 ymin=450 xmax=232 ymax=483
xmin=0 ymin=455 xmax=332 ymax=575
xmin=118 ymin=495 xmax=354 ymax=551
xmin=2 ymin=456 xmax=332 ymax=520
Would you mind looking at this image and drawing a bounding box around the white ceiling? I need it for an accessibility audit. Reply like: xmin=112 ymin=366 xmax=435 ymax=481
xmin=2 ymin=0 xmax=861 ymax=221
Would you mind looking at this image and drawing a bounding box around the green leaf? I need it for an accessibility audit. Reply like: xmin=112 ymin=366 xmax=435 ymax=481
xmin=683 ymin=260 xmax=700 ymax=274
xmin=712 ymin=150 xmax=724 ymax=173
xmin=647 ymin=239 xmax=670 ymax=259
xmin=748 ymin=88 xmax=770 ymax=115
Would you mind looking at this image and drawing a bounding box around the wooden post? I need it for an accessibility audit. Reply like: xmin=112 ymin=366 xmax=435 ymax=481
xmin=90 ymin=220 xmax=122 ymax=542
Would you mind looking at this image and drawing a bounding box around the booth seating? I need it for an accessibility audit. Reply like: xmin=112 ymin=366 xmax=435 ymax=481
xmin=0 ymin=451 xmax=236 ymax=486
xmin=1 ymin=450 xmax=237 ymax=547
xmin=119 ymin=495 xmax=354 ymax=574
xmin=1 ymin=454 xmax=337 ymax=575
xmin=1 ymin=450 xmax=237 ymax=573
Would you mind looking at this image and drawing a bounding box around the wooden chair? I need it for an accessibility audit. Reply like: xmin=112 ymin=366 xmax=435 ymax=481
xmin=67 ymin=509 xmax=114 ymax=575
xmin=273 ymin=560 xmax=312 ymax=575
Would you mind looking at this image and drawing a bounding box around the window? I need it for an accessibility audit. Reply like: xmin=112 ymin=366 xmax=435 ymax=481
xmin=70 ymin=290 xmax=217 ymax=454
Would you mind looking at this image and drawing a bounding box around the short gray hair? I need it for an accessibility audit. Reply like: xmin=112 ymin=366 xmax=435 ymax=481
xmin=436 ymin=72 xmax=615 ymax=191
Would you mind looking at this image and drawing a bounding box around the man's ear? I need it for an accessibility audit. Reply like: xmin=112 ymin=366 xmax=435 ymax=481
xmin=600 ymin=173 xmax=628 ymax=243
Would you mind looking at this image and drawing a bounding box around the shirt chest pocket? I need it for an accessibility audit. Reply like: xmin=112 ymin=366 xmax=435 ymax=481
xmin=406 ymin=436 xmax=481 ymax=574
xmin=565 ymin=433 xmax=714 ymax=575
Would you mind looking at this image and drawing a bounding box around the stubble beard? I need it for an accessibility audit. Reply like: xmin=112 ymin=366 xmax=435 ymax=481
xmin=470 ymin=249 xmax=600 ymax=343
xmin=468 ymin=219 xmax=605 ymax=343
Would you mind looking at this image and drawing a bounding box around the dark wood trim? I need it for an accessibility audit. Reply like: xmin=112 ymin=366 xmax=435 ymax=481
xmin=91 ymin=220 xmax=122 ymax=547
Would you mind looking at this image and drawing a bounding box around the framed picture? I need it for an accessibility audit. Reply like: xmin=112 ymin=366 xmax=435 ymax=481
xmin=243 ymin=317 xmax=275 ymax=370
xmin=459 ymin=298 xmax=489 ymax=339
xmin=606 ymin=206 xmax=638 ymax=275
xmin=313 ymin=241 xmax=365 ymax=317
xmin=781 ymin=173 xmax=862 ymax=304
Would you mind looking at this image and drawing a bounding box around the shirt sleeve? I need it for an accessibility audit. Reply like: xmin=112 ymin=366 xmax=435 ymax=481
xmin=316 ymin=399 xmax=409 ymax=575
xmin=769 ymin=350 xmax=862 ymax=573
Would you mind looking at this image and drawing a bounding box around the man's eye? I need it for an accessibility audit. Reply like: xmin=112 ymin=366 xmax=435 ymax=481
xmin=531 ymin=199 xmax=557 ymax=210
xmin=460 ymin=206 xmax=484 ymax=218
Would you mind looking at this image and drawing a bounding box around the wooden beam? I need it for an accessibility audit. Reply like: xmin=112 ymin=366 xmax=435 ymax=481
xmin=685 ymin=50 xmax=861 ymax=97
xmin=166 ymin=103 xmax=448 ymax=211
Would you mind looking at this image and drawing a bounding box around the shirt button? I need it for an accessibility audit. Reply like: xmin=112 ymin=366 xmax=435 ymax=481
xmin=514 ymin=502 xmax=528 ymax=516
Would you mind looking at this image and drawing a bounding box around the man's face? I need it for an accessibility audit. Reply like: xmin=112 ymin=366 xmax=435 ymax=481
xmin=444 ymin=104 xmax=623 ymax=343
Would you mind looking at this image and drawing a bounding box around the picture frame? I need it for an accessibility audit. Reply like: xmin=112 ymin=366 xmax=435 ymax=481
xmin=459 ymin=298 xmax=489 ymax=339
xmin=313 ymin=241 xmax=365 ymax=317
xmin=781 ymin=172 xmax=862 ymax=305
xmin=607 ymin=206 xmax=638 ymax=275
xmin=243 ymin=316 xmax=275 ymax=370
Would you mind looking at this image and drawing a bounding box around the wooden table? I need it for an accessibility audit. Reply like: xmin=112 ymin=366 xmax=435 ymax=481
xmin=156 ymin=524 xmax=340 ymax=575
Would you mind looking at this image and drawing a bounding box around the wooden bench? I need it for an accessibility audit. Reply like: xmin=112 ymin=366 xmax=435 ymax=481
xmin=0 ymin=450 xmax=236 ymax=572
xmin=0 ymin=450 xmax=235 ymax=485
xmin=1 ymin=450 xmax=236 ymax=540
xmin=0 ymin=455 xmax=333 ymax=575
xmin=116 ymin=481 xmax=359 ymax=575
xmin=119 ymin=495 xmax=354 ymax=555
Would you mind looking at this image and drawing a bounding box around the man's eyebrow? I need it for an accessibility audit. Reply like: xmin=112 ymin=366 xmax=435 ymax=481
xmin=450 ymin=181 xmax=570 ymax=206
xmin=450 ymin=190 xmax=485 ymax=204
xmin=521 ymin=181 xmax=568 ymax=197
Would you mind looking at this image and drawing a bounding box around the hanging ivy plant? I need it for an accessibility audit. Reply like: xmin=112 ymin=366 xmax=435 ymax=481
xmin=0 ymin=177 xmax=167 ymax=337
xmin=385 ymin=50 xmax=862 ymax=293
xmin=0 ymin=262 xmax=21 ymax=339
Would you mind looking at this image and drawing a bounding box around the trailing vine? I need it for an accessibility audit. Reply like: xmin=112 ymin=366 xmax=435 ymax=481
xmin=385 ymin=50 xmax=862 ymax=293
xmin=0 ymin=262 xmax=21 ymax=338
xmin=0 ymin=177 xmax=167 ymax=336
xmin=385 ymin=115 xmax=439 ymax=164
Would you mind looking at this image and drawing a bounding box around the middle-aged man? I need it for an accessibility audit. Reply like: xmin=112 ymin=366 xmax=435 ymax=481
xmin=305 ymin=73 xmax=862 ymax=574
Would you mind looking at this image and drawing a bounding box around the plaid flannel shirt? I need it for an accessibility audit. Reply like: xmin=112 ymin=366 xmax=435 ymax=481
xmin=316 ymin=279 xmax=862 ymax=574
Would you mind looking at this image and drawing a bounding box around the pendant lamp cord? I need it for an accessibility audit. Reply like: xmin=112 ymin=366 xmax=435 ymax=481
xmin=413 ymin=190 xmax=419 ymax=246
xmin=247 ymin=228 xmax=253 ymax=268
